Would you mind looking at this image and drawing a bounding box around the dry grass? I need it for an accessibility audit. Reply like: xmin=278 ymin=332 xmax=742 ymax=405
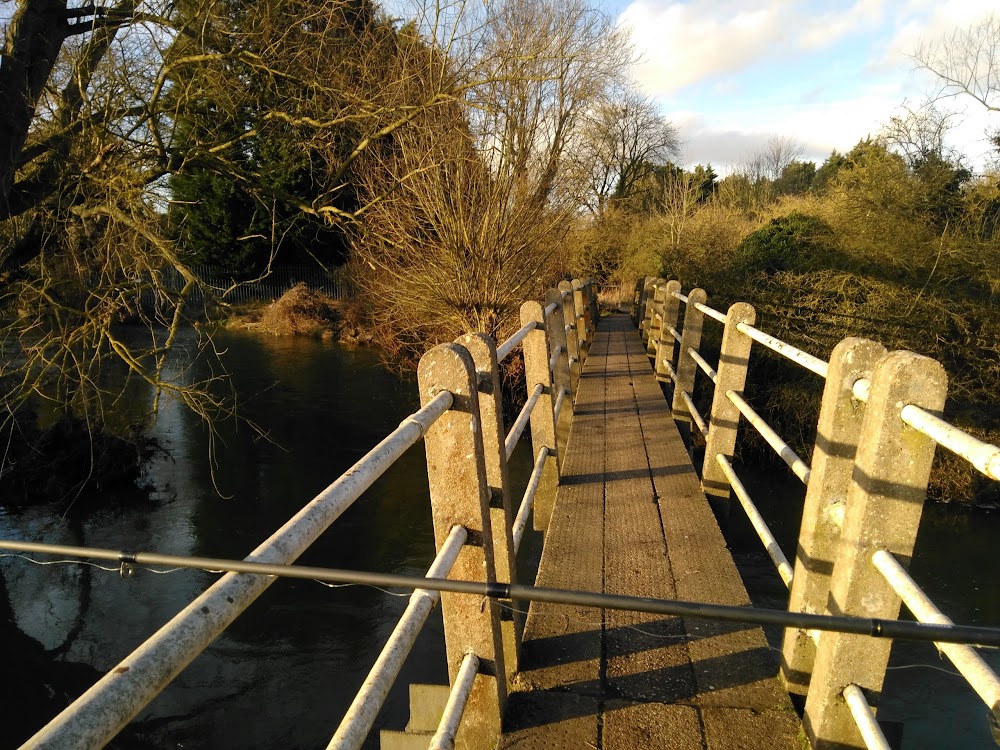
xmin=228 ymin=284 xmax=343 ymax=337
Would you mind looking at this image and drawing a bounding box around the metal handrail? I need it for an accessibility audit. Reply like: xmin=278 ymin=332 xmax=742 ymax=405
xmin=716 ymin=455 xmax=794 ymax=587
xmin=693 ymin=301 xmax=727 ymax=324
xmin=429 ymin=653 xmax=480 ymax=750
xmin=660 ymin=359 xmax=677 ymax=383
xmin=853 ymin=378 xmax=1000 ymax=482
xmin=689 ymin=348 xmax=718 ymax=384
xmin=735 ymin=322 xmax=830 ymax=378
xmin=505 ymin=383 xmax=544 ymax=459
xmin=513 ymin=447 xmax=549 ymax=555
xmin=328 ymin=524 xmax=468 ymax=750
xmin=668 ymin=326 xmax=682 ymax=343
xmin=843 ymin=684 xmax=891 ymax=750
xmin=543 ymin=301 xmax=558 ymax=317
xmin=496 ymin=321 xmax=536 ymax=363
xmin=872 ymin=549 xmax=1000 ymax=709
xmin=549 ymin=345 xmax=562 ymax=374
xmin=553 ymin=387 xmax=568 ymax=424
xmin=726 ymin=390 xmax=811 ymax=485
xmin=672 ymin=291 xmax=689 ymax=303
xmin=15 ymin=390 xmax=455 ymax=750
xmin=681 ymin=391 xmax=708 ymax=437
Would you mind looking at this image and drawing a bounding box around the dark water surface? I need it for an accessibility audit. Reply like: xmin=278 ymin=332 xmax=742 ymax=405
xmin=2 ymin=329 xmax=997 ymax=748
xmin=1 ymin=329 xmax=537 ymax=749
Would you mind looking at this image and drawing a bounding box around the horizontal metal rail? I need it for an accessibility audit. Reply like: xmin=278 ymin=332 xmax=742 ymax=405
xmin=543 ymin=301 xmax=558 ymax=317
xmin=853 ymin=379 xmax=1000 ymax=481
xmin=654 ymin=312 xmax=662 ymax=320
xmin=872 ymin=549 xmax=1000 ymax=708
xmin=681 ymin=391 xmax=709 ymax=437
xmin=328 ymin=525 xmax=468 ymax=750
xmin=672 ymin=291 xmax=689 ymax=304
xmin=668 ymin=326 xmax=682 ymax=343
xmin=548 ymin=345 xmax=562 ymax=374
xmin=496 ymin=321 xmax=536 ymax=363
xmin=735 ymin=322 xmax=830 ymax=379
xmin=689 ymin=348 xmax=718 ymax=384
xmin=505 ymin=383 xmax=544 ymax=459
xmin=4 ymin=540 xmax=1000 ymax=646
xmin=512 ymin=448 xmax=548 ymax=555
xmin=11 ymin=390 xmax=455 ymax=750
xmin=693 ymin=301 xmax=727 ymax=324
xmin=726 ymin=390 xmax=811 ymax=485
xmin=552 ymin=387 xmax=568 ymax=424
xmin=716 ymin=455 xmax=794 ymax=587
xmin=429 ymin=653 xmax=480 ymax=750
xmin=660 ymin=359 xmax=677 ymax=384
xmin=843 ymin=684 xmax=891 ymax=750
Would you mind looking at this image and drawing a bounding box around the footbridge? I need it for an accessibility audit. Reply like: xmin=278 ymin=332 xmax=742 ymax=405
xmin=4 ymin=278 xmax=1000 ymax=750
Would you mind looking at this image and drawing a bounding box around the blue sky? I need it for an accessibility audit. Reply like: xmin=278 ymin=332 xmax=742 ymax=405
xmin=611 ymin=0 xmax=999 ymax=172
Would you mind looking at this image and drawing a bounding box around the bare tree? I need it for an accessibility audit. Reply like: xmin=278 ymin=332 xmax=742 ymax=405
xmin=570 ymin=86 xmax=679 ymax=215
xmin=914 ymin=13 xmax=1000 ymax=114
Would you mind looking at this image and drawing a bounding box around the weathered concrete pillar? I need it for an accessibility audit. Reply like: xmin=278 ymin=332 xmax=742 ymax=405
xmin=631 ymin=278 xmax=643 ymax=324
xmin=701 ymin=302 xmax=756 ymax=503
xmin=586 ymin=278 xmax=598 ymax=330
xmin=544 ymin=288 xmax=574 ymax=468
xmin=639 ymin=276 xmax=656 ymax=341
xmin=417 ymin=343 xmax=507 ymax=750
xmin=655 ymin=280 xmax=682 ymax=383
xmin=559 ymin=280 xmax=581 ymax=396
xmin=645 ymin=279 xmax=667 ymax=358
xmin=572 ymin=279 xmax=588 ymax=362
xmin=455 ymin=333 xmax=521 ymax=682
xmin=781 ymin=337 xmax=886 ymax=696
xmin=671 ymin=288 xmax=707 ymax=422
xmin=519 ymin=301 xmax=560 ymax=531
xmin=803 ymin=351 xmax=947 ymax=750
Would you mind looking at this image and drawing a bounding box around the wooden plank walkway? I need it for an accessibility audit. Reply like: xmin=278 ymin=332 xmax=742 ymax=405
xmin=498 ymin=313 xmax=805 ymax=750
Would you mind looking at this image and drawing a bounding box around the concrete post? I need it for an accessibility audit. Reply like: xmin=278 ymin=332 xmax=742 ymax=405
xmin=631 ymin=278 xmax=643 ymax=324
xmin=781 ymin=338 xmax=886 ymax=696
xmin=519 ymin=301 xmax=560 ymax=531
xmin=645 ymin=279 xmax=667 ymax=358
xmin=701 ymin=302 xmax=756 ymax=504
xmin=671 ymin=288 xmax=707 ymax=421
xmin=586 ymin=278 xmax=598 ymax=330
xmin=417 ymin=343 xmax=507 ymax=750
xmin=544 ymin=288 xmax=574 ymax=466
xmin=803 ymin=351 xmax=947 ymax=750
xmin=559 ymin=280 xmax=581 ymax=396
xmin=572 ymin=279 xmax=588 ymax=362
xmin=655 ymin=280 xmax=682 ymax=383
xmin=455 ymin=333 xmax=521 ymax=681
xmin=639 ymin=276 xmax=656 ymax=341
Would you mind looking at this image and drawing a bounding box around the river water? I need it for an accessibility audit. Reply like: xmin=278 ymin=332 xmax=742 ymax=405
xmin=1 ymin=329 xmax=997 ymax=749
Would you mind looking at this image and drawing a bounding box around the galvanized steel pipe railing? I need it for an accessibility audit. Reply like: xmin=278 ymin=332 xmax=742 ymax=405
xmin=842 ymin=684 xmax=892 ymax=750
xmin=853 ymin=378 xmax=1000 ymax=482
xmin=15 ymin=390 xmax=455 ymax=750
xmin=735 ymin=321 xmax=830 ymax=379
xmin=689 ymin=348 xmax=718 ymax=384
xmin=552 ymin=387 xmax=568 ymax=425
xmin=872 ymin=549 xmax=1000 ymax=709
xmin=693 ymin=301 xmax=727 ymax=324
xmin=328 ymin=524 xmax=468 ymax=750
xmin=505 ymin=383 xmax=544 ymax=459
xmin=668 ymin=326 xmax=683 ymax=344
xmin=496 ymin=321 xmax=536 ymax=363
xmin=726 ymin=389 xmax=812 ymax=485
xmin=429 ymin=653 xmax=480 ymax=750
xmin=660 ymin=359 xmax=678 ymax=384
xmin=672 ymin=291 xmax=689 ymax=304
xmin=512 ymin=448 xmax=549 ymax=555
xmin=548 ymin=345 xmax=562 ymax=375
xmin=681 ymin=391 xmax=709 ymax=438
xmin=716 ymin=455 xmax=794 ymax=587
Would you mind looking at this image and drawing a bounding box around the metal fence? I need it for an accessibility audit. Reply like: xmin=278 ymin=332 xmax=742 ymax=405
xmin=635 ymin=275 xmax=1000 ymax=750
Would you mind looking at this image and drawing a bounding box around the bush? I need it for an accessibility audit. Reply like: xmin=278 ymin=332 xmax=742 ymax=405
xmin=732 ymin=212 xmax=834 ymax=273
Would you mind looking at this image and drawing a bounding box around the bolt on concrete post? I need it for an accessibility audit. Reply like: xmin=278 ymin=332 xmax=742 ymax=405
xmin=701 ymin=302 xmax=756 ymax=507
xmin=671 ymin=288 xmax=707 ymax=421
xmin=781 ymin=338 xmax=887 ymax=697
xmin=803 ymin=351 xmax=947 ymax=750
xmin=559 ymin=280 xmax=581 ymax=396
xmin=417 ymin=343 xmax=508 ymax=750
xmin=646 ymin=279 xmax=667 ymax=358
xmin=572 ymin=279 xmax=588 ymax=362
xmin=639 ymin=276 xmax=656 ymax=340
xmin=456 ymin=333 xmax=522 ymax=681
xmin=544 ymin=288 xmax=574 ymax=463
xmin=655 ymin=280 xmax=682 ymax=384
xmin=520 ymin=300 xmax=560 ymax=532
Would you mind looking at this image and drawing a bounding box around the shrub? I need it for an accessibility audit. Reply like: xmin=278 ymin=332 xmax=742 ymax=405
xmin=732 ymin=212 xmax=834 ymax=273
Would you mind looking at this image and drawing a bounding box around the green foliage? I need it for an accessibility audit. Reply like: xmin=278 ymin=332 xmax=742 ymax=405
xmin=774 ymin=160 xmax=816 ymax=196
xmin=732 ymin=212 xmax=834 ymax=273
